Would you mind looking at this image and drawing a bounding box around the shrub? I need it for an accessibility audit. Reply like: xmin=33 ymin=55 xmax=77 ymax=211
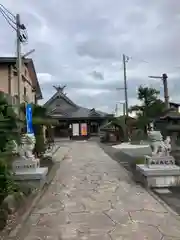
xmin=134 ymin=158 xmax=145 ymax=165
xmin=33 ymin=124 xmax=45 ymax=157
xmin=0 ymin=159 xmax=18 ymax=205
xmin=46 ymin=126 xmax=54 ymax=143
xmin=0 ymin=92 xmax=20 ymax=206
xmin=20 ymin=103 xmax=56 ymax=157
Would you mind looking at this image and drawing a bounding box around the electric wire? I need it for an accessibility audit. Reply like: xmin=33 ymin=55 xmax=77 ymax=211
xmin=0 ymin=7 xmax=17 ymax=31
xmin=0 ymin=4 xmax=28 ymax=43
xmin=0 ymin=3 xmax=15 ymax=18
xmin=0 ymin=5 xmax=16 ymax=25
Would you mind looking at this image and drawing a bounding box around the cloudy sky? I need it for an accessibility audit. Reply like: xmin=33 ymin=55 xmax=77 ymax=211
xmin=0 ymin=0 xmax=180 ymax=113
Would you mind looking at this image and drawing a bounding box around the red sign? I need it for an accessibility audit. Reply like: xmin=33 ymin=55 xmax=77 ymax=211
xmin=81 ymin=123 xmax=87 ymax=136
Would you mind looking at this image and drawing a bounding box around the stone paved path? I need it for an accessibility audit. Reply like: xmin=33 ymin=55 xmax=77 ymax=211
xmin=16 ymin=141 xmax=180 ymax=239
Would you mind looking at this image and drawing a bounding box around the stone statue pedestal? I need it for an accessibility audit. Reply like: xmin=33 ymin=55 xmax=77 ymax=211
xmin=12 ymin=158 xmax=48 ymax=181
xmin=136 ymin=164 xmax=180 ymax=188
xmin=12 ymin=133 xmax=48 ymax=181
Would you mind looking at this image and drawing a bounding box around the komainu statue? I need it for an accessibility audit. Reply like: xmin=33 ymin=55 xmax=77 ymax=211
xmin=148 ymin=123 xmax=171 ymax=156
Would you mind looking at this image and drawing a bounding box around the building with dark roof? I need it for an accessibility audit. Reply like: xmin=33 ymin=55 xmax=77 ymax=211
xmin=44 ymin=85 xmax=113 ymax=138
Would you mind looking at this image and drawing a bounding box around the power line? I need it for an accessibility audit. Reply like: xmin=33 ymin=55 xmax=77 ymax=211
xmin=0 ymin=4 xmax=29 ymax=117
xmin=0 ymin=3 xmax=15 ymax=18
xmin=0 ymin=7 xmax=17 ymax=31
xmin=0 ymin=5 xmax=16 ymax=25
xmin=0 ymin=4 xmax=28 ymax=44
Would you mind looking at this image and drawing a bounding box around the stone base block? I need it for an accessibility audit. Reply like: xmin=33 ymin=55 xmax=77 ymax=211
xmin=136 ymin=164 xmax=180 ymax=188
xmin=13 ymin=167 xmax=48 ymax=181
xmin=12 ymin=158 xmax=40 ymax=171
xmin=145 ymin=155 xmax=175 ymax=166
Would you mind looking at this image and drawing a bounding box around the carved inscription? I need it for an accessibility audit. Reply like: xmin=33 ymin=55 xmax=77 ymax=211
xmin=145 ymin=155 xmax=175 ymax=167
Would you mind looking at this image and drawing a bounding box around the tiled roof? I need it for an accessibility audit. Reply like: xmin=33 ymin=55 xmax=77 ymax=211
xmin=169 ymin=102 xmax=180 ymax=107
xmin=50 ymin=106 xmax=110 ymax=119
xmin=44 ymin=89 xmax=77 ymax=108
xmin=45 ymin=89 xmax=111 ymax=119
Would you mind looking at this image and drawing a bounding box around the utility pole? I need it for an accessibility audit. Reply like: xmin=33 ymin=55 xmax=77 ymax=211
xmin=122 ymin=54 xmax=130 ymax=142
xmin=16 ymin=14 xmax=21 ymax=116
xmin=0 ymin=5 xmax=28 ymax=116
xmin=123 ymin=54 xmax=129 ymax=116
xmin=122 ymin=102 xmax=125 ymax=116
xmin=148 ymin=73 xmax=169 ymax=110
xmin=162 ymin=73 xmax=169 ymax=110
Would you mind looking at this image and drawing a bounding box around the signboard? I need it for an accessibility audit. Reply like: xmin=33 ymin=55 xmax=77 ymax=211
xmin=72 ymin=123 xmax=79 ymax=136
xmin=81 ymin=123 xmax=87 ymax=136
xmin=26 ymin=104 xmax=34 ymax=134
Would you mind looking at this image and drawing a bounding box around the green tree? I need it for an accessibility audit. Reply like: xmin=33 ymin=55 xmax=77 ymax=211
xmin=129 ymin=86 xmax=165 ymax=134
xmin=0 ymin=92 xmax=20 ymax=153
xmin=0 ymin=92 xmax=20 ymax=204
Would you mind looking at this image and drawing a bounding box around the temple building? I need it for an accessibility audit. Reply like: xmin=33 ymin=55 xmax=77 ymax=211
xmin=44 ymin=86 xmax=113 ymax=139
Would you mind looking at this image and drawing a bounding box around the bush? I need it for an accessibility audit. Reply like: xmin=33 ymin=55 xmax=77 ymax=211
xmin=0 ymin=159 xmax=19 ymax=205
xmin=134 ymin=158 xmax=145 ymax=165
xmin=46 ymin=126 xmax=54 ymax=142
xmin=33 ymin=125 xmax=45 ymax=157
xmin=0 ymin=92 xmax=20 ymax=207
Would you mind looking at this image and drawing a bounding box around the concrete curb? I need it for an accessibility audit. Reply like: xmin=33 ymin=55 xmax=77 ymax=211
xmin=146 ymin=188 xmax=180 ymax=219
xmin=8 ymin=147 xmax=70 ymax=239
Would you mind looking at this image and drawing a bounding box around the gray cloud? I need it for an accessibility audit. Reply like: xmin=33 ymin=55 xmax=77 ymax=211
xmin=0 ymin=0 xmax=180 ymax=113
xmin=89 ymin=71 xmax=104 ymax=80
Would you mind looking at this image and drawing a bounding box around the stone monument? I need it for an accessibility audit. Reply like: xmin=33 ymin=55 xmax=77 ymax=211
xmin=12 ymin=133 xmax=48 ymax=181
xmin=136 ymin=123 xmax=180 ymax=188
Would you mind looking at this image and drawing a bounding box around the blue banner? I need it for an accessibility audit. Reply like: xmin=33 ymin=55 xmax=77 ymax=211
xmin=26 ymin=104 xmax=34 ymax=134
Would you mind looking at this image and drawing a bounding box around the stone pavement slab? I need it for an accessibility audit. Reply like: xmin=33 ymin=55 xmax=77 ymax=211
xmin=12 ymin=141 xmax=180 ymax=240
